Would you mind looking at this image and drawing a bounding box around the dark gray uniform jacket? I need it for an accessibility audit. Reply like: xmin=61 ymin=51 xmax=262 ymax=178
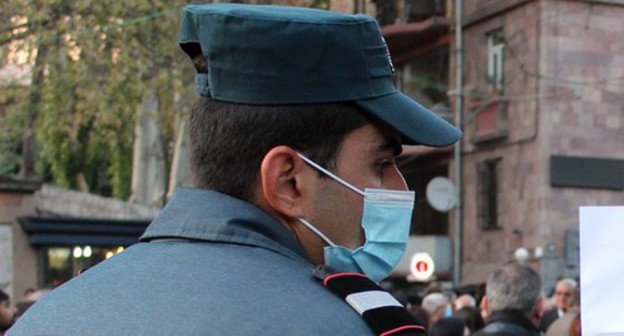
xmin=9 ymin=188 xmax=374 ymax=335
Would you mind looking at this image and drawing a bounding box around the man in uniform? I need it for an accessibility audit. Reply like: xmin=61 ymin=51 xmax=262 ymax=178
xmin=9 ymin=4 xmax=460 ymax=335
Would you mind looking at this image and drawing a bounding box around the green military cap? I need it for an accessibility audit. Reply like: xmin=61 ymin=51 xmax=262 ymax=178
xmin=179 ymin=3 xmax=461 ymax=147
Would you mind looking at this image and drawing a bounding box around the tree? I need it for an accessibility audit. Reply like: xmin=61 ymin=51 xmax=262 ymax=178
xmin=0 ymin=0 xmax=328 ymax=204
xmin=1 ymin=0 xmax=193 ymax=202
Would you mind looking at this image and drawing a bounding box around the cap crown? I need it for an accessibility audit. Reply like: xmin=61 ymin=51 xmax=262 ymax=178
xmin=179 ymin=4 xmax=397 ymax=104
xmin=179 ymin=4 xmax=462 ymax=147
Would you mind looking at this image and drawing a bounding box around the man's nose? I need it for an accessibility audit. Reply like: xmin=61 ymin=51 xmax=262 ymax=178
xmin=388 ymin=165 xmax=409 ymax=191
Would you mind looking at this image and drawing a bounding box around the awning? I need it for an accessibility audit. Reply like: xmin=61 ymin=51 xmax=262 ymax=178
xmin=382 ymin=16 xmax=450 ymax=66
xmin=0 ymin=177 xmax=41 ymax=193
xmin=19 ymin=216 xmax=151 ymax=247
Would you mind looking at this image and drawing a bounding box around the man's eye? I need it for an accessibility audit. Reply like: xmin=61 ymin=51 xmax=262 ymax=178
xmin=378 ymin=160 xmax=394 ymax=173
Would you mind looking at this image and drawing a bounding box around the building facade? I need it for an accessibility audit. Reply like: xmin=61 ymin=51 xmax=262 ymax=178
xmin=332 ymin=0 xmax=624 ymax=292
xmin=3 ymin=0 xmax=623 ymax=300
xmin=458 ymin=0 xmax=624 ymax=292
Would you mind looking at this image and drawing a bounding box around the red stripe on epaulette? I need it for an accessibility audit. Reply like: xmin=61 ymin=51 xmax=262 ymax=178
xmin=380 ymin=325 xmax=426 ymax=336
xmin=323 ymin=272 xmax=367 ymax=287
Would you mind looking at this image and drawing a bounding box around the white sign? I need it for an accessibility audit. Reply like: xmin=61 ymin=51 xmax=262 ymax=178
xmin=410 ymin=253 xmax=435 ymax=282
xmin=579 ymin=206 xmax=624 ymax=336
xmin=426 ymin=177 xmax=457 ymax=212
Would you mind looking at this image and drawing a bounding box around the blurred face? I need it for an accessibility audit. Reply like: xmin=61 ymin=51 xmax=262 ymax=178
xmin=554 ymin=282 xmax=574 ymax=311
xmin=0 ymin=299 xmax=15 ymax=331
xmin=305 ymin=122 xmax=407 ymax=249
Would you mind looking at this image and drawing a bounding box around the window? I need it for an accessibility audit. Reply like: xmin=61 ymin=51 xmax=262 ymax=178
xmin=478 ymin=159 xmax=501 ymax=230
xmin=487 ymin=29 xmax=504 ymax=93
xmin=41 ymin=245 xmax=126 ymax=288
xmin=472 ymin=29 xmax=507 ymax=143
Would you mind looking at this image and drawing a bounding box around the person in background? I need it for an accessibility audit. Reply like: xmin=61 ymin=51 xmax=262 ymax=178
xmin=0 ymin=290 xmax=15 ymax=335
xmin=429 ymin=317 xmax=470 ymax=336
xmin=7 ymin=3 xmax=460 ymax=336
xmin=540 ymin=278 xmax=578 ymax=332
xmin=454 ymin=294 xmax=477 ymax=311
xmin=545 ymin=309 xmax=580 ymax=336
xmin=14 ymin=288 xmax=51 ymax=319
xmin=407 ymin=304 xmax=430 ymax=331
xmin=455 ymin=306 xmax=485 ymax=334
xmin=568 ymin=313 xmax=581 ymax=336
xmin=19 ymin=289 xmax=33 ymax=301
xmin=473 ymin=262 xmax=543 ymax=336
xmin=422 ymin=292 xmax=451 ymax=325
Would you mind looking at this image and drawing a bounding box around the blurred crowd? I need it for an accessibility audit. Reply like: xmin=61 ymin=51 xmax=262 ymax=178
xmin=0 ymin=287 xmax=50 ymax=335
xmin=394 ymin=262 xmax=580 ymax=336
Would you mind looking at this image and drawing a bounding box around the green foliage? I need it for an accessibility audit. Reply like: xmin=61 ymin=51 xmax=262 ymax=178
xmin=1 ymin=0 xmax=192 ymax=199
xmin=0 ymin=88 xmax=27 ymax=175
xmin=1 ymin=0 xmax=324 ymax=200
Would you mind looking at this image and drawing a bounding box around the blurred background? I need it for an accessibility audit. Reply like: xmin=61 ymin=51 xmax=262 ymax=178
xmin=1 ymin=0 xmax=623 ymax=307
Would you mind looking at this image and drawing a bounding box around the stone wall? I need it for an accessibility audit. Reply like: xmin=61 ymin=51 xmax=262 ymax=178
xmin=329 ymin=0 xmax=376 ymax=15
xmin=537 ymin=0 xmax=624 ymax=284
xmin=34 ymin=184 xmax=160 ymax=219
xmin=458 ymin=0 xmax=624 ymax=289
xmin=0 ymin=225 xmax=12 ymax=297
xmin=460 ymin=1 xmax=543 ymax=267
xmin=0 ymin=191 xmax=37 ymax=299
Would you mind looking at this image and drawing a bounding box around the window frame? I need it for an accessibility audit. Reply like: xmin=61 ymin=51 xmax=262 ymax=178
xmin=478 ymin=158 xmax=502 ymax=230
xmin=487 ymin=29 xmax=505 ymax=93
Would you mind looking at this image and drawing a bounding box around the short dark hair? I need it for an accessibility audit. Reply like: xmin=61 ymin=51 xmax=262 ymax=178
xmin=189 ymin=97 xmax=370 ymax=201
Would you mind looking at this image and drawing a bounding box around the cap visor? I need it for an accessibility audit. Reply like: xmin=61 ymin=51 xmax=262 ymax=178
xmin=355 ymin=92 xmax=462 ymax=147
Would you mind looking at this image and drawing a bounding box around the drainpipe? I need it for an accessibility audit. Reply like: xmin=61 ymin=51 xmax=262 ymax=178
xmin=453 ymin=0 xmax=464 ymax=288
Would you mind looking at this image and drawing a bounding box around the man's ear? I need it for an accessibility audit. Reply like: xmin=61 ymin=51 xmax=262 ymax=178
xmin=259 ymin=146 xmax=308 ymax=219
xmin=532 ymin=297 xmax=545 ymax=325
xmin=480 ymin=295 xmax=490 ymax=320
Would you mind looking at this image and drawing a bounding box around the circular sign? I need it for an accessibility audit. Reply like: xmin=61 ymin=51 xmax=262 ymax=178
xmin=410 ymin=253 xmax=435 ymax=281
xmin=514 ymin=247 xmax=530 ymax=263
xmin=426 ymin=177 xmax=457 ymax=212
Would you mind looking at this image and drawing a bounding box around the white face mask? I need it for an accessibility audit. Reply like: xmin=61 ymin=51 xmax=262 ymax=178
xmin=296 ymin=153 xmax=415 ymax=282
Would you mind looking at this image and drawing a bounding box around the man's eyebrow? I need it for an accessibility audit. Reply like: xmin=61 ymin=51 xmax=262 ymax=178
xmin=377 ymin=137 xmax=402 ymax=156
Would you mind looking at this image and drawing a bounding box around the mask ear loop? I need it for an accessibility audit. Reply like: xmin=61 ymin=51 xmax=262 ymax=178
xmin=295 ymin=153 xmax=364 ymax=249
xmin=296 ymin=153 xmax=365 ymax=197
xmin=298 ymin=218 xmax=337 ymax=247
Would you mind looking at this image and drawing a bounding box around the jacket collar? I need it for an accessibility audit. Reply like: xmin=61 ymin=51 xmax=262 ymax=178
xmin=486 ymin=309 xmax=540 ymax=333
xmin=140 ymin=187 xmax=310 ymax=264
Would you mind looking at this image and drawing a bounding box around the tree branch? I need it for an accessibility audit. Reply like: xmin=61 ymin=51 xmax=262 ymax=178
xmin=0 ymin=30 xmax=32 ymax=46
